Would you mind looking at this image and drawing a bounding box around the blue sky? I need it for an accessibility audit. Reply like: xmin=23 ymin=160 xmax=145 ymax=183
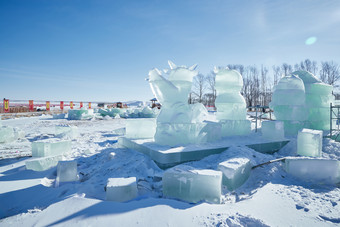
xmin=1 ymin=0 xmax=340 ymax=102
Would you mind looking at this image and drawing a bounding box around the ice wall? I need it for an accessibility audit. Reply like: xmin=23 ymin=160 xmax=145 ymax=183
xmin=214 ymin=67 xmax=251 ymax=136
xmin=269 ymin=75 xmax=307 ymax=136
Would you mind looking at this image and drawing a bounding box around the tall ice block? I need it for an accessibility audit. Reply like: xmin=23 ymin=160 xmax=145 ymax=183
xmin=285 ymin=157 xmax=340 ymax=185
xmin=297 ymin=128 xmax=323 ymax=157
xmin=125 ymin=118 xmax=156 ymax=139
xmin=163 ymin=165 xmax=222 ymax=204
xmin=57 ymin=160 xmax=78 ymax=182
xmin=218 ymin=157 xmax=252 ymax=191
xmin=32 ymin=139 xmax=71 ymax=157
xmin=106 ymin=177 xmax=138 ymax=202
xmin=261 ymin=121 xmax=285 ymax=140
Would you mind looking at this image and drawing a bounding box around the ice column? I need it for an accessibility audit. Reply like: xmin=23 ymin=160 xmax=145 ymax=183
xmin=297 ymin=128 xmax=323 ymax=157
xmin=214 ymin=67 xmax=251 ymax=136
xmin=269 ymin=75 xmax=307 ymax=136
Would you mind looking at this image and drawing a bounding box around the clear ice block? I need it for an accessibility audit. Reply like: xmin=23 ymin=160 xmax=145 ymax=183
xmin=31 ymin=139 xmax=71 ymax=157
xmin=163 ymin=165 xmax=222 ymax=204
xmin=297 ymin=128 xmax=323 ymax=157
xmin=261 ymin=121 xmax=285 ymax=140
xmin=106 ymin=177 xmax=138 ymax=202
xmin=55 ymin=125 xmax=79 ymax=139
xmin=57 ymin=160 xmax=78 ymax=182
xmin=26 ymin=155 xmax=63 ymax=171
xmin=68 ymin=109 xmax=94 ymax=120
xmin=285 ymin=157 xmax=340 ymax=185
xmin=220 ymin=120 xmax=251 ymax=137
xmin=0 ymin=126 xmax=15 ymax=143
xmin=125 ymin=118 xmax=156 ymax=139
xmin=218 ymin=157 xmax=252 ymax=191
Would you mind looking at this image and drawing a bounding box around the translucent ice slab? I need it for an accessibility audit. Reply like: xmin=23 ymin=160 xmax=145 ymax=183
xmin=53 ymin=113 xmax=66 ymax=119
xmin=106 ymin=177 xmax=138 ymax=202
xmin=285 ymin=157 xmax=340 ymax=185
xmin=125 ymin=118 xmax=156 ymax=139
xmin=55 ymin=125 xmax=79 ymax=139
xmin=272 ymin=105 xmax=307 ymax=121
xmin=26 ymin=155 xmax=63 ymax=171
xmin=271 ymin=89 xmax=305 ymax=105
xmin=282 ymin=121 xmax=306 ymax=136
xmin=163 ymin=165 xmax=222 ymax=204
xmin=261 ymin=121 xmax=285 ymax=140
xmin=31 ymin=139 xmax=71 ymax=157
xmin=0 ymin=126 xmax=15 ymax=143
xmin=218 ymin=157 xmax=252 ymax=191
xmin=57 ymin=160 xmax=78 ymax=182
xmin=220 ymin=120 xmax=251 ymax=137
xmin=68 ymin=109 xmax=94 ymax=120
xmin=297 ymin=129 xmax=322 ymax=157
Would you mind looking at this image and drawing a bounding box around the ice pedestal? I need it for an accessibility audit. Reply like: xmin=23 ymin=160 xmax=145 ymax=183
xmin=220 ymin=120 xmax=251 ymax=137
xmin=125 ymin=118 xmax=156 ymax=139
xmin=57 ymin=161 xmax=78 ymax=182
xmin=26 ymin=155 xmax=63 ymax=171
xmin=163 ymin=165 xmax=222 ymax=204
xmin=297 ymin=129 xmax=323 ymax=157
xmin=261 ymin=121 xmax=285 ymax=140
xmin=31 ymin=139 xmax=71 ymax=157
xmin=106 ymin=177 xmax=138 ymax=202
xmin=285 ymin=157 xmax=340 ymax=185
xmin=218 ymin=158 xmax=252 ymax=191
xmin=68 ymin=109 xmax=94 ymax=120
xmin=55 ymin=125 xmax=79 ymax=139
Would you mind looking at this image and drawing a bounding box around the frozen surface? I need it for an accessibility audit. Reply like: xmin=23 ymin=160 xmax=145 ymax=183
xmin=125 ymin=118 xmax=156 ymax=139
xmin=285 ymin=157 xmax=340 ymax=185
xmin=163 ymin=165 xmax=222 ymax=204
xmin=297 ymin=129 xmax=323 ymax=157
xmin=261 ymin=121 xmax=285 ymax=140
xmin=106 ymin=177 xmax=138 ymax=202
xmin=26 ymin=155 xmax=63 ymax=171
xmin=31 ymin=139 xmax=71 ymax=157
xmin=218 ymin=157 xmax=252 ymax=191
xmin=57 ymin=160 xmax=78 ymax=182
xmin=55 ymin=125 xmax=79 ymax=139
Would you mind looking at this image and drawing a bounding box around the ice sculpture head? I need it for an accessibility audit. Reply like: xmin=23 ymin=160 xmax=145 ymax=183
xmin=148 ymin=61 xmax=198 ymax=105
xmin=214 ymin=67 xmax=243 ymax=92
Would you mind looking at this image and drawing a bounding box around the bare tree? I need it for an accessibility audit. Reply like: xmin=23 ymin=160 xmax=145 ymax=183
xmin=272 ymin=65 xmax=282 ymax=86
xmin=206 ymin=72 xmax=216 ymax=106
xmin=260 ymin=65 xmax=270 ymax=106
xmin=281 ymin=63 xmax=292 ymax=77
xmin=297 ymin=59 xmax=318 ymax=75
xmin=192 ymin=73 xmax=206 ymax=103
xmin=320 ymin=61 xmax=340 ymax=87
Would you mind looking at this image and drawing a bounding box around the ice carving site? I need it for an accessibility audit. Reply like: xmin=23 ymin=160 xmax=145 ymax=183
xmin=1 ymin=61 xmax=340 ymax=226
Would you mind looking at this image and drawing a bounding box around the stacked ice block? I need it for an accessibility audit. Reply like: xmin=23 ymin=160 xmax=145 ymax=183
xmin=26 ymin=155 xmax=64 ymax=171
xmin=31 ymin=139 xmax=71 ymax=157
xmin=57 ymin=161 xmax=78 ymax=182
xmin=55 ymin=125 xmax=79 ymax=139
xmin=68 ymin=109 xmax=94 ymax=120
xmin=285 ymin=157 xmax=340 ymax=185
xmin=214 ymin=67 xmax=251 ymax=137
xmin=106 ymin=177 xmax=138 ymax=202
xmin=125 ymin=118 xmax=156 ymax=139
xmin=261 ymin=121 xmax=285 ymax=140
xmin=163 ymin=165 xmax=222 ymax=204
xmin=269 ymin=75 xmax=307 ymax=136
xmin=218 ymin=157 xmax=252 ymax=191
xmin=297 ymin=129 xmax=323 ymax=157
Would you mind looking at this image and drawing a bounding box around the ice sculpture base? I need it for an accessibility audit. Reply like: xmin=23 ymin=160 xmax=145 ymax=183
xmin=220 ymin=120 xmax=251 ymax=137
xmin=119 ymin=135 xmax=289 ymax=169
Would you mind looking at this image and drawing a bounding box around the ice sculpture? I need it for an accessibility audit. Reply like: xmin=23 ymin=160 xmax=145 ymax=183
xmin=214 ymin=67 xmax=251 ymax=136
xmin=270 ymin=71 xmax=334 ymax=135
xmin=106 ymin=177 xmax=138 ymax=202
xmin=261 ymin=121 xmax=285 ymax=140
xmin=293 ymin=71 xmax=334 ymax=130
xmin=163 ymin=165 xmax=222 ymax=204
xmin=297 ymin=128 xmax=322 ymax=157
xmin=270 ymin=75 xmax=307 ymax=136
xmin=125 ymin=118 xmax=156 ymax=139
xmin=148 ymin=61 xmax=210 ymax=146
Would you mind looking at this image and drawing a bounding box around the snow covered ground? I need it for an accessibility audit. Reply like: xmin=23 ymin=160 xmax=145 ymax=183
xmin=0 ymin=115 xmax=340 ymax=226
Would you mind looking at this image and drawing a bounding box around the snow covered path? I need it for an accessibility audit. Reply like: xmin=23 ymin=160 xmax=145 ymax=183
xmin=0 ymin=116 xmax=340 ymax=226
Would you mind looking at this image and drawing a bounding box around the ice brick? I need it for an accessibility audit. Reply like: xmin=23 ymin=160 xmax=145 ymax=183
xmin=220 ymin=120 xmax=251 ymax=137
xmin=32 ymin=139 xmax=71 ymax=157
xmin=0 ymin=126 xmax=15 ymax=143
xmin=261 ymin=121 xmax=285 ymax=140
xmin=26 ymin=155 xmax=63 ymax=171
xmin=297 ymin=128 xmax=323 ymax=157
xmin=285 ymin=157 xmax=340 ymax=185
xmin=218 ymin=157 xmax=252 ymax=191
xmin=68 ymin=109 xmax=94 ymax=120
xmin=163 ymin=165 xmax=222 ymax=204
xmin=57 ymin=160 xmax=78 ymax=182
xmin=106 ymin=177 xmax=138 ymax=202
xmin=53 ymin=113 xmax=66 ymax=119
xmin=55 ymin=125 xmax=79 ymax=139
xmin=126 ymin=118 xmax=156 ymax=139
